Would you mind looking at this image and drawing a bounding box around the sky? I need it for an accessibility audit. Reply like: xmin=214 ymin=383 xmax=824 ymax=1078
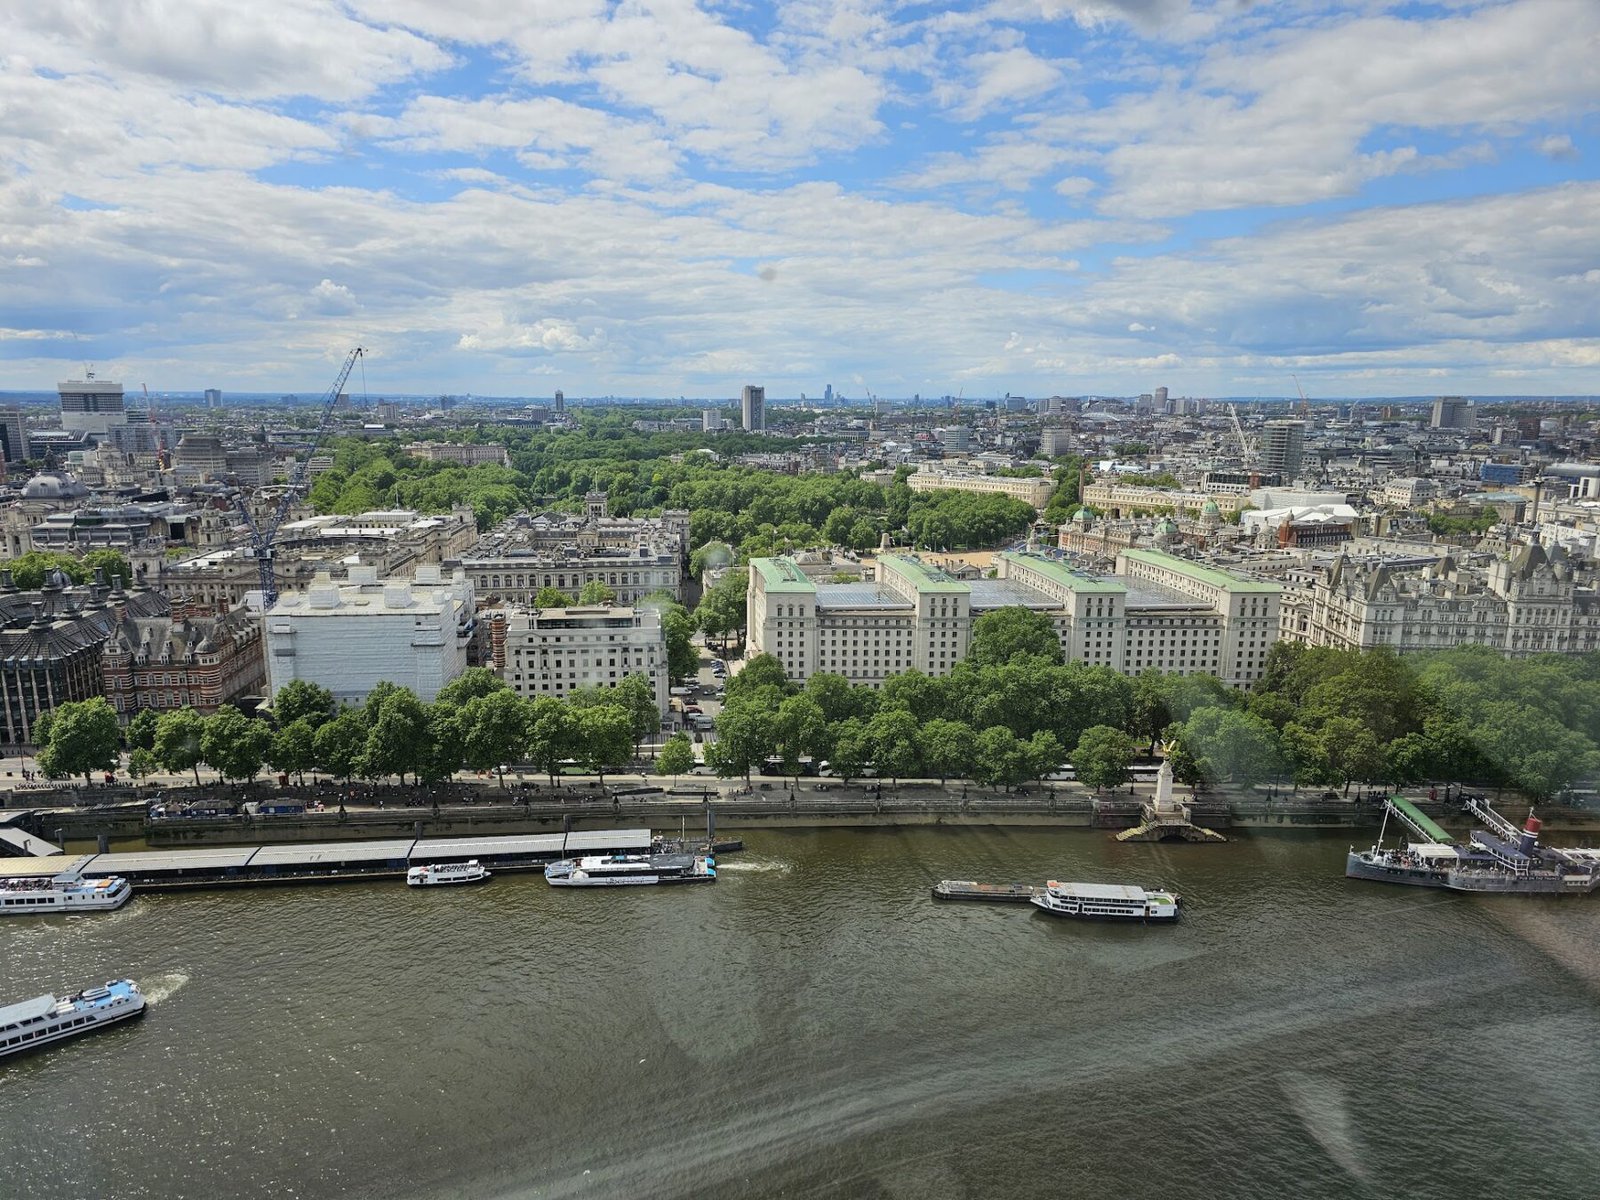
xmin=0 ymin=0 xmax=1596 ymax=400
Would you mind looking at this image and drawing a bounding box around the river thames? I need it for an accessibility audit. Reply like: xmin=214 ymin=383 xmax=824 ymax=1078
xmin=4 ymin=826 xmax=1600 ymax=1198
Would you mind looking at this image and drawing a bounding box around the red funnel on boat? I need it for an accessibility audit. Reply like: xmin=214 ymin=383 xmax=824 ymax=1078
xmin=1520 ymin=813 xmax=1542 ymax=856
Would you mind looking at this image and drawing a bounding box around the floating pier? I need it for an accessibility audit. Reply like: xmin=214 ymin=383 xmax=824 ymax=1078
xmin=0 ymin=829 xmax=655 ymax=892
xmin=931 ymin=880 xmax=1041 ymax=903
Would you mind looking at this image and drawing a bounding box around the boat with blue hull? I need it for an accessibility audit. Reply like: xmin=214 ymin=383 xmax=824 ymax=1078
xmin=1347 ymin=796 xmax=1600 ymax=896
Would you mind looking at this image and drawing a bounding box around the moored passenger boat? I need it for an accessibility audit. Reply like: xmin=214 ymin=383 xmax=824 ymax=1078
xmin=544 ymin=853 xmax=715 ymax=887
xmin=0 ymin=979 xmax=146 ymax=1059
xmin=406 ymin=860 xmax=491 ymax=887
xmin=1030 ymin=881 xmax=1181 ymax=921
xmin=0 ymin=871 xmax=133 ymax=915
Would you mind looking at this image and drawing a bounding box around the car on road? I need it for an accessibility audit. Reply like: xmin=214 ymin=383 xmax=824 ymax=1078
xmin=683 ymin=705 xmax=702 ymax=715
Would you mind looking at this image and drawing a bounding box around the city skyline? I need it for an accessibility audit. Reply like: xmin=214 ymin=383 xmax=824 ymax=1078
xmin=2 ymin=1 xmax=1596 ymax=397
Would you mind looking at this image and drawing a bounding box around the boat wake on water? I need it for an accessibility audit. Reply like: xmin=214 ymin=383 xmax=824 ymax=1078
xmin=708 ymin=858 xmax=791 ymax=875
xmin=1278 ymin=1070 xmax=1369 ymax=1184
xmin=142 ymin=972 xmax=189 ymax=1006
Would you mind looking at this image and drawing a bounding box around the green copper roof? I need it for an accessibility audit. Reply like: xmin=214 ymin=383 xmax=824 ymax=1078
xmin=880 ymin=555 xmax=968 ymax=594
xmin=750 ymin=558 xmax=816 ymax=594
xmin=1119 ymin=549 xmax=1279 ymax=593
xmin=1000 ymin=552 xmax=1124 ymax=594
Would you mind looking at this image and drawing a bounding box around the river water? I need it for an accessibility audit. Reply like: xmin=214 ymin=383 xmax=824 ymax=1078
xmin=4 ymin=827 xmax=1600 ymax=1199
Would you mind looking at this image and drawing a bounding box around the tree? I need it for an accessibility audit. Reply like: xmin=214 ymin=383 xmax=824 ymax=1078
xmin=725 ymin=653 xmax=788 ymax=703
xmin=3 ymin=550 xmax=93 ymax=590
xmin=314 ymin=708 xmax=369 ymax=784
xmin=36 ymin=698 xmax=121 ymax=785
xmin=689 ymin=541 xmax=735 ymax=580
xmin=1073 ymin=725 xmax=1137 ymax=793
xmin=269 ymin=717 xmax=319 ymax=784
xmin=202 ymin=708 xmax=273 ymax=783
xmin=575 ymin=704 xmax=634 ymax=787
xmin=128 ymin=747 xmax=158 ymax=781
xmin=867 ymin=709 xmax=920 ymax=783
xmin=614 ymin=673 xmax=661 ymax=751
xmin=80 ymin=548 xmax=133 ymax=586
xmin=154 ymin=708 xmax=209 ymax=786
xmin=918 ymin=719 xmax=976 ymax=783
xmin=658 ymin=606 xmax=699 ymax=682
xmin=657 ymin=732 xmax=694 ymax=783
xmin=1024 ymin=731 xmax=1064 ymax=786
xmin=436 ymin=667 xmax=507 ymax=708
xmin=971 ymin=726 xmax=1031 ymax=791
xmin=711 ymin=698 xmax=777 ymax=781
xmin=363 ymin=681 xmax=411 ymax=724
xmin=125 ymin=708 xmax=161 ymax=752
xmin=968 ymin=607 xmax=1063 ymax=667
xmin=804 ymin=672 xmax=873 ymax=724
xmin=878 ymin=670 xmax=946 ymax=724
xmin=828 ymin=718 xmax=872 ymax=784
xmin=695 ymin=567 xmax=748 ymax=649
xmin=459 ymin=689 xmax=528 ymax=783
xmin=1182 ymin=709 xmax=1284 ymax=790
xmin=534 ymin=586 xmax=573 ymax=608
xmin=361 ymin=689 xmax=430 ymax=784
xmin=525 ymin=697 xmax=577 ymax=784
xmin=577 ymin=579 xmax=618 ymax=605
xmin=418 ymin=703 xmax=464 ymax=784
xmin=773 ymin=694 xmax=829 ymax=780
xmin=272 ymin=680 xmax=336 ymax=728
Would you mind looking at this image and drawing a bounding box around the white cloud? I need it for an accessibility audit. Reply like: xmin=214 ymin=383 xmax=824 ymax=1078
xmin=8 ymin=1 xmax=449 ymax=101
xmin=946 ymin=47 xmax=1065 ymax=118
xmin=1536 ymin=133 xmax=1578 ymax=159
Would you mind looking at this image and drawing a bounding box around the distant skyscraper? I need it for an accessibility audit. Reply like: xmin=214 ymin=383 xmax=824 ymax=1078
xmin=204 ymin=388 xmax=222 ymax=409
xmin=0 ymin=409 xmax=24 ymax=463
xmin=1260 ymin=420 xmax=1306 ymax=478
xmin=741 ymin=385 xmax=766 ymax=432
xmin=1430 ymin=396 xmax=1474 ymax=431
xmin=824 ymin=384 xmax=833 ymax=402
xmin=58 ymin=373 xmax=125 ymax=435
xmin=554 ymin=389 xmax=565 ymax=415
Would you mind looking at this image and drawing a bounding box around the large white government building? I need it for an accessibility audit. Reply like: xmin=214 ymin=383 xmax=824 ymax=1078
xmin=748 ymin=549 xmax=1281 ymax=688
xmin=492 ymin=605 xmax=668 ymax=714
xmin=265 ymin=565 xmax=475 ymax=704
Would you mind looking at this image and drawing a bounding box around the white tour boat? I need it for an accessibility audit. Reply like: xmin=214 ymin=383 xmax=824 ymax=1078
xmin=406 ymin=860 xmax=491 ymax=887
xmin=544 ymin=852 xmax=715 ymax=887
xmin=0 ymin=871 xmax=133 ymax=915
xmin=0 ymin=979 xmax=146 ymax=1059
xmin=1030 ymin=881 xmax=1181 ymax=921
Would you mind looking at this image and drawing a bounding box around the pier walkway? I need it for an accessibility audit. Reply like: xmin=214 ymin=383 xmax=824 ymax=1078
xmin=0 ymin=829 xmax=653 ymax=891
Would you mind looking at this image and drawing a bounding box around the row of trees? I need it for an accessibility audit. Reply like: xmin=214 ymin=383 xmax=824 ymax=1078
xmin=34 ymin=669 xmax=668 ymax=790
xmin=307 ymin=418 xmax=1063 ymax=557
xmin=1 ymin=548 xmax=134 ymax=590
xmin=706 ymin=608 xmax=1600 ymax=800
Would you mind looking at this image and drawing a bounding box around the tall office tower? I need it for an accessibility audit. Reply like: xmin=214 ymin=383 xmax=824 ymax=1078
xmin=204 ymin=389 xmax=222 ymax=408
xmin=554 ymin=390 xmax=565 ymax=414
xmin=1430 ymin=396 xmax=1474 ymax=430
xmin=0 ymin=409 xmax=25 ymax=463
xmin=824 ymin=384 xmax=833 ymax=402
xmin=741 ymin=385 xmax=766 ymax=432
xmin=58 ymin=373 xmax=125 ymax=435
xmin=1260 ymin=419 xmax=1307 ymax=478
xmin=1154 ymin=386 xmax=1169 ymax=409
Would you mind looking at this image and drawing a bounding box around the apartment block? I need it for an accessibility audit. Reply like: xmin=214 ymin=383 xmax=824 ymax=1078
xmin=907 ymin=468 xmax=1055 ymax=508
xmin=496 ymin=605 xmax=667 ymax=714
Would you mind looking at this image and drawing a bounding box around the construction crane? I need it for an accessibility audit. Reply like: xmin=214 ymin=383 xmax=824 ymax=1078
xmin=1228 ymin=402 xmax=1254 ymax=463
xmin=237 ymin=346 xmax=364 ymax=610
xmin=1293 ymin=374 xmax=1312 ymax=418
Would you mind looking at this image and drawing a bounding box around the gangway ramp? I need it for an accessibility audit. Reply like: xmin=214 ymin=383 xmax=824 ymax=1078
xmin=0 ymin=827 xmax=62 ymax=857
xmin=1388 ymin=797 xmax=1454 ymax=845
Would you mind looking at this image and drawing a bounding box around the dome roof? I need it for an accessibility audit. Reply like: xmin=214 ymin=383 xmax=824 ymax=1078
xmin=22 ymin=471 xmax=87 ymax=500
xmin=1072 ymin=507 xmax=1091 ymax=524
xmin=1200 ymin=499 xmax=1221 ymax=516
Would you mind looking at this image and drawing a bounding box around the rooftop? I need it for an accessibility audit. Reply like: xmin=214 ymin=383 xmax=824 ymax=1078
xmin=752 ymin=558 xmax=817 ymax=594
xmin=881 ymin=555 xmax=967 ymax=593
xmin=814 ymin=583 xmax=910 ymax=611
xmin=967 ymin=579 xmax=1057 ymax=610
xmin=1120 ymin=548 xmax=1280 ymax=593
xmin=1001 ymin=551 xmax=1124 ymax=594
